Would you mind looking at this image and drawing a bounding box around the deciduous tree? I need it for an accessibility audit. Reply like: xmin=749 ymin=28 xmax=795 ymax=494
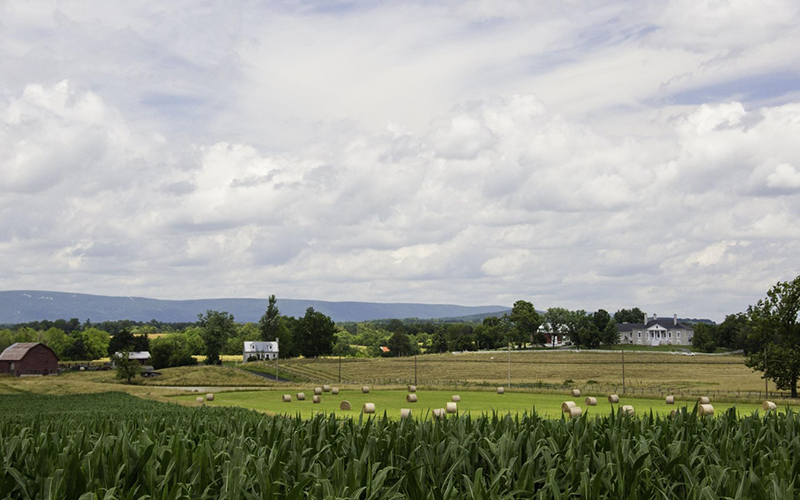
xmin=387 ymin=330 xmax=414 ymax=357
xmin=474 ymin=315 xmax=509 ymax=349
xmin=197 ymin=310 xmax=236 ymax=365
xmin=114 ymin=350 xmax=141 ymax=383
xmin=692 ymin=323 xmax=718 ymax=353
xmin=510 ymin=300 xmax=543 ymax=348
xmin=745 ymin=276 xmax=800 ymax=397
xmin=718 ymin=313 xmax=749 ymax=350
xmin=294 ymin=308 xmax=336 ymax=358
xmin=431 ymin=327 xmax=449 ymax=353
xmin=613 ymin=307 xmax=646 ymax=324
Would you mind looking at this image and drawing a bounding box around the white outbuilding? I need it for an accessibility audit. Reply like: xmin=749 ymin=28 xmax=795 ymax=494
xmin=243 ymin=341 xmax=279 ymax=362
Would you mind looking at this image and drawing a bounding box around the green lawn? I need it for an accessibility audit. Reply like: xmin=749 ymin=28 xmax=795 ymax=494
xmin=173 ymin=388 xmax=777 ymax=419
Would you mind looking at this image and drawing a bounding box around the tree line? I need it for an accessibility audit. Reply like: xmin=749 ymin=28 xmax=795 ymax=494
xmin=1 ymin=297 xmax=634 ymax=365
xmin=334 ymin=301 xmax=628 ymax=357
xmin=0 ymin=298 xmax=338 ymax=369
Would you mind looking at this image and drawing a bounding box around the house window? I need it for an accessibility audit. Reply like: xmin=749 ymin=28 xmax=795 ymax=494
xmin=677 ymin=332 xmax=681 ymax=338
xmin=669 ymin=332 xmax=672 ymax=338
xmin=638 ymin=332 xmax=641 ymax=338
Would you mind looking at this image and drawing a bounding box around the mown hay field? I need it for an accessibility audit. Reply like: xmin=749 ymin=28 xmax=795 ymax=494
xmin=2 ymin=391 xmax=799 ymax=499
xmin=276 ymin=350 xmax=773 ymax=395
xmin=174 ymin=388 xmax=776 ymax=419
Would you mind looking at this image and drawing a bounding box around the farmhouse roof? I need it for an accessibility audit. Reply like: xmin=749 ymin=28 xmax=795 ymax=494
xmin=615 ymin=323 xmax=644 ymax=332
xmin=244 ymin=341 xmax=278 ymax=351
xmin=127 ymin=351 xmax=151 ymax=360
xmin=0 ymin=342 xmax=49 ymax=361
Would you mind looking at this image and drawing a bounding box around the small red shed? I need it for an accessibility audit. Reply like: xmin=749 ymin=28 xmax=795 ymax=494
xmin=0 ymin=342 xmax=59 ymax=376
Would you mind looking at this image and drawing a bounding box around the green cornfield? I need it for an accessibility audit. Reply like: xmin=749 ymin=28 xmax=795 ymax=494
xmin=1 ymin=392 xmax=799 ymax=499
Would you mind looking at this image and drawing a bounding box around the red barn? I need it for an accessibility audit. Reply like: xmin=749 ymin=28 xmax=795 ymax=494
xmin=0 ymin=342 xmax=59 ymax=376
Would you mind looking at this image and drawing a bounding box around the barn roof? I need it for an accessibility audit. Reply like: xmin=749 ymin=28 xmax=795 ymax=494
xmin=0 ymin=342 xmax=48 ymax=361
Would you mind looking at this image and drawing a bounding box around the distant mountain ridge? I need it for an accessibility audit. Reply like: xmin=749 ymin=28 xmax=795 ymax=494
xmin=0 ymin=290 xmax=509 ymax=324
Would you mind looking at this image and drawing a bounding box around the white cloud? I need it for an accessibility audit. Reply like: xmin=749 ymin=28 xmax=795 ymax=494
xmin=766 ymin=163 xmax=800 ymax=190
xmin=1 ymin=1 xmax=800 ymax=321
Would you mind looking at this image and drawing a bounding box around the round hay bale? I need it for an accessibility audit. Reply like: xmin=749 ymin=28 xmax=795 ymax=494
xmin=569 ymin=406 xmax=582 ymax=418
xmin=331 ymin=387 xmax=339 ymax=395
xmin=561 ymin=401 xmax=576 ymax=413
xmin=698 ymin=396 xmax=710 ymax=405
xmin=195 ymin=396 xmax=205 ymax=404
xmin=621 ymin=405 xmax=635 ymax=416
xmin=406 ymin=394 xmax=418 ymax=403
xmin=206 ymin=393 xmax=215 ymax=401
xmin=451 ymin=395 xmax=460 ymax=402
xmin=584 ymin=397 xmax=597 ymax=406
xmin=762 ymin=401 xmax=777 ymax=411
xmin=446 ymin=402 xmax=457 ymax=414
xmin=314 ymin=387 xmax=322 ymax=395
xmin=282 ymin=394 xmax=291 ymax=402
xmin=296 ymin=392 xmax=306 ymax=401
xmin=362 ymin=403 xmax=375 ymax=414
xmin=571 ymin=389 xmax=581 ymax=397
xmin=312 ymin=395 xmax=321 ymax=404
xmin=322 ymin=385 xmax=331 ymax=392
xmin=432 ymin=408 xmax=446 ymax=419
xmin=666 ymin=395 xmax=675 ymax=405
xmin=408 ymin=385 xmax=416 ymax=393
xmin=608 ymin=394 xmax=620 ymax=404
xmin=699 ymin=404 xmax=714 ymax=416
xmin=400 ymin=408 xmax=411 ymax=418
xmin=362 ymin=386 xmax=370 ymax=394
xmin=339 ymin=400 xmax=351 ymax=411
xmin=497 ymin=387 xmax=504 ymax=394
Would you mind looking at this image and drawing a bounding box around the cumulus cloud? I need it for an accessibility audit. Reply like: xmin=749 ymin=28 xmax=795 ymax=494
xmin=1 ymin=1 xmax=800 ymax=321
xmin=766 ymin=163 xmax=800 ymax=190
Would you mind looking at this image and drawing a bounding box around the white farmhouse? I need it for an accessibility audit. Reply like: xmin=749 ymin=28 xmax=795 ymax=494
xmin=243 ymin=341 xmax=279 ymax=362
xmin=616 ymin=314 xmax=695 ymax=346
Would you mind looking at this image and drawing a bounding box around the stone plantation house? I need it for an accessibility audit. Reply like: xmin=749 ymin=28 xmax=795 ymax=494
xmin=616 ymin=314 xmax=694 ymax=346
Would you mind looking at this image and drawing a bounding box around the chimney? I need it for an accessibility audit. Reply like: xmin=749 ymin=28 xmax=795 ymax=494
xmin=643 ymin=312 xmax=647 ymax=324
xmin=673 ymin=314 xmax=677 ymax=326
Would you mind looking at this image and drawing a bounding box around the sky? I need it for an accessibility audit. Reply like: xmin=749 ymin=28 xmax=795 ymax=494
xmin=1 ymin=0 xmax=799 ymax=321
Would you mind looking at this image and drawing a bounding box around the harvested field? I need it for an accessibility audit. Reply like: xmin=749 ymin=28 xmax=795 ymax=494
xmin=276 ymin=350 xmax=776 ymax=396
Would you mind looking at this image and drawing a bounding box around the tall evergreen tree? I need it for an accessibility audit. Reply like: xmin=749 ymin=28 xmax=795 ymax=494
xmin=259 ymin=295 xmax=281 ymax=341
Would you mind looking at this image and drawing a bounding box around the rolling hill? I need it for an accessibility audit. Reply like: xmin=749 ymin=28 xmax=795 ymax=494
xmin=0 ymin=290 xmax=509 ymax=324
